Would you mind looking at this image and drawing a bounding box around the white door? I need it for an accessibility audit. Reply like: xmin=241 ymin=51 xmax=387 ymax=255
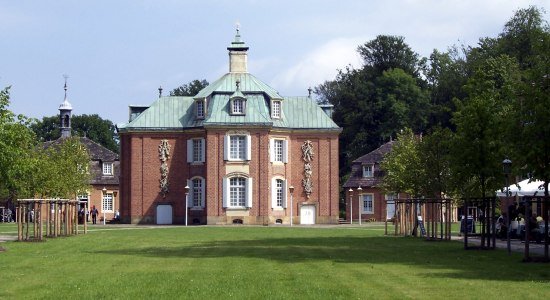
xmin=300 ymin=205 xmax=315 ymax=225
xmin=386 ymin=202 xmax=395 ymax=220
xmin=156 ymin=204 xmax=173 ymax=225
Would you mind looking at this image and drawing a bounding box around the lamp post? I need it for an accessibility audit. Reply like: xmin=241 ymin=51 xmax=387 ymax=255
xmin=184 ymin=185 xmax=190 ymax=226
xmin=503 ymin=158 xmax=512 ymax=255
xmin=102 ymin=187 xmax=107 ymax=225
xmin=348 ymin=188 xmax=353 ymax=225
xmin=357 ymin=186 xmax=363 ymax=226
xmin=289 ymin=185 xmax=294 ymax=227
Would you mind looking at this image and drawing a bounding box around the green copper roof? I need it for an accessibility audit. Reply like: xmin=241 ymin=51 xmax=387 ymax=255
xmin=195 ymin=73 xmax=283 ymax=99
xmin=118 ymin=96 xmax=201 ymax=130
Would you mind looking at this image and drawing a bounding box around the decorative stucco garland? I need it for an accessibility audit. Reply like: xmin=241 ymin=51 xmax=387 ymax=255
xmin=301 ymin=140 xmax=314 ymax=198
xmin=158 ymin=139 xmax=171 ymax=198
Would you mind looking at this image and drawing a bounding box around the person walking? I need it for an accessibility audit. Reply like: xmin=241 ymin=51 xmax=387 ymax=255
xmin=90 ymin=205 xmax=99 ymax=224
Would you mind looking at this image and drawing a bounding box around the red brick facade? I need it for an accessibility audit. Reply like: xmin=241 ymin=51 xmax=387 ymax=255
xmin=119 ymin=130 xmax=339 ymax=225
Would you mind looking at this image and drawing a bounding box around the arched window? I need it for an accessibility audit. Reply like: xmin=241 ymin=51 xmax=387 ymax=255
xmin=271 ymin=178 xmax=287 ymax=208
xmin=222 ymin=176 xmax=252 ymax=208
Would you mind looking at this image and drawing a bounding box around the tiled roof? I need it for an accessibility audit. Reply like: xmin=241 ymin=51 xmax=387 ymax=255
xmin=352 ymin=141 xmax=395 ymax=164
xmin=343 ymin=141 xmax=395 ymax=188
xmin=43 ymin=137 xmax=120 ymax=185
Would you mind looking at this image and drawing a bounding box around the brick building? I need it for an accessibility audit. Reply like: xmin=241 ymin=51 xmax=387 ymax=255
xmin=117 ymin=30 xmax=341 ymax=225
xmin=44 ymin=83 xmax=120 ymax=223
xmin=343 ymin=141 xmax=399 ymax=222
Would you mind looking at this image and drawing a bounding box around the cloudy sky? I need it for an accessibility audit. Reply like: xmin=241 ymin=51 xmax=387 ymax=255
xmin=1 ymin=0 xmax=548 ymax=125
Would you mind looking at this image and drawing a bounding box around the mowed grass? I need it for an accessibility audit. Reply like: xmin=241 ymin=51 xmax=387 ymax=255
xmin=0 ymin=224 xmax=549 ymax=299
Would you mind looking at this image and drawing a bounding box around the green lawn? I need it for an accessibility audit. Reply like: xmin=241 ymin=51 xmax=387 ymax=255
xmin=0 ymin=223 xmax=548 ymax=299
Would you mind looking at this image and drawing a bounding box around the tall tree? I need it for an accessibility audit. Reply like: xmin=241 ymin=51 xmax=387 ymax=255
xmin=451 ymin=55 xmax=520 ymax=198
xmin=315 ymin=35 xmax=429 ymax=177
xmin=170 ymin=79 xmax=209 ymax=96
xmin=31 ymin=114 xmax=119 ymax=153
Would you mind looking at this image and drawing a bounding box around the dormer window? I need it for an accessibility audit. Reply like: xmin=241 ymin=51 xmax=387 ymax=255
xmin=231 ymin=98 xmax=246 ymax=115
xmin=196 ymin=100 xmax=205 ymax=119
xmin=362 ymin=164 xmax=373 ymax=178
xmin=103 ymin=162 xmax=113 ymax=175
xmin=272 ymin=100 xmax=282 ymax=118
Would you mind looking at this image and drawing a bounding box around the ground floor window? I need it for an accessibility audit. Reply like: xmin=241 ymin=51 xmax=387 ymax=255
xmin=102 ymin=193 xmax=113 ymax=212
xmin=362 ymin=194 xmax=373 ymax=214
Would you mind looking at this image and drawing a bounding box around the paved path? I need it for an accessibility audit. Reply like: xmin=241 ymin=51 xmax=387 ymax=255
xmin=452 ymin=235 xmax=549 ymax=257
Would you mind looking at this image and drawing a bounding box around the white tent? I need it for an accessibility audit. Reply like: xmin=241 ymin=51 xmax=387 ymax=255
xmin=496 ymin=179 xmax=547 ymax=197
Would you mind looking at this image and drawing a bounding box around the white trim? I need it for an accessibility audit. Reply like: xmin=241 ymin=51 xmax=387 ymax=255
xmin=269 ymin=139 xmax=275 ymax=163
xmin=282 ymin=179 xmax=287 ymax=208
xmin=282 ymin=140 xmax=288 ymax=163
xmin=223 ymin=135 xmax=230 ymax=161
xmin=245 ymin=135 xmax=252 ymax=161
xmin=222 ymin=177 xmax=229 ymax=208
xmin=246 ymin=177 xmax=253 ymax=208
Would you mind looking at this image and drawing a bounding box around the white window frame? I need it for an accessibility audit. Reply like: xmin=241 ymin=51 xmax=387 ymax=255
xmin=196 ymin=100 xmax=205 ymax=119
xmin=222 ymin=176 xmax=252 ymax=209
xmin=187 ymin=177 xmax=205 ymax=208
xmin=102 ymin=193 xmax=114 ymax=212
xmin=224 ymin=134 xmax=251 ymax=161
xmin=269 ymin=138 xmax=288 ymax=163
xmin=271 ymin=178 xmax=287 ymax=209
xmin=362 ymin=193 xmax=374 ymax=214
xmin=362 ymin=164 xmax=374 ymax=178
xmin=272 ymin=100 xmax=282 ymax=118
xmin=231 ymin=98 xmax=246 ymax=115
xmin=102 ymin=162 xmax=113 ymax=175
xmin=187 ymin=138 xmax=205 ymax=163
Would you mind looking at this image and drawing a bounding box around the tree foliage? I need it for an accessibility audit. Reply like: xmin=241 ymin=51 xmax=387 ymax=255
xmin=31 ymin=114 xmax=119 ymax=153
xmin=315 ymin=35 xmax=430 ymax=177
xmin=0 ymin=88 xmax=91 ymax=202
xmin=170 ymin=79 xmax=209 ymax=96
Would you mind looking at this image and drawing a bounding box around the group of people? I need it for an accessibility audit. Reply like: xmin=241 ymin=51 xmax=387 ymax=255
xmin=496 ymin=204 xmax=548 ymax=243
xmin=76 ymin=206 xmax=119 ymax=224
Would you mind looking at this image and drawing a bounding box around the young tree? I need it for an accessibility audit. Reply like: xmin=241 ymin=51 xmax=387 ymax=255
xmin=0 ymin=87 xmax=39 ymax=200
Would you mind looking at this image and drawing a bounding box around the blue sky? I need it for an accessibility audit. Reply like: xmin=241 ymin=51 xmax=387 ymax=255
xmin=1 ymin=0 xmax=548 ymax=125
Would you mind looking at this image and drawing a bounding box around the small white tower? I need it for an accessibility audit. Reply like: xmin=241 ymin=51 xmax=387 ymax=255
xmin=59 ymin=75 xmax=73 ymax=138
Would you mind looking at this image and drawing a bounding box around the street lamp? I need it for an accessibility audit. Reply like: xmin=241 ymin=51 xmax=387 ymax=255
xmin=502 ymin=158 xmax=512 ymax=255
xmin=348 ymin=188 xmax=353 ymax=225
xmin=184 ymin=185 xmax=190 ymax=226
xmin=102 ymin=187 xmax=107 ymax=225
xmin=357 ymin=186 xmax=363 ymax=226
xmin=289 ymin=185 xmax=294 ymax=227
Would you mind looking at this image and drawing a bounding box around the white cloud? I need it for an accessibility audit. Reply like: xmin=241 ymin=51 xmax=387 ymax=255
xmin=270 ymin=37 xmax=366 ymax=95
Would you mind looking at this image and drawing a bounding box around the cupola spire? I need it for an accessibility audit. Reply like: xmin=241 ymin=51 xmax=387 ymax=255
xmin=59 ymin=74 xmax=73 ymax=138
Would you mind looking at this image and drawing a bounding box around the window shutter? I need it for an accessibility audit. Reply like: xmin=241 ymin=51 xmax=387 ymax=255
xmin=246 ymin=177 xmax=253 ymax=208
xmin=269 ymin=139 xmax=275 ymax=162
xmin=222 ymin=177 xmax=229 ymax=208
xmin=282 ymin=140 xmax=288 ymax=163
xmin=223 ymin=135 xmax=229 ymax=161
xmin=246 ymin=135 xmax=252 ymax=160
xmin=282 ymin=179 xmax=287 ymax=208
xmin=187 ymin=140 xmax=193 ymax=163
xmin=187 ymin=179 xmax=193 ymax=207
xmin=200 ymin=177 xmax=206 ymax=208
xmin=200 ymin=138 xmax=206 ymax=163
xmin=271 ymin=178 xmax=277 ymax=208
